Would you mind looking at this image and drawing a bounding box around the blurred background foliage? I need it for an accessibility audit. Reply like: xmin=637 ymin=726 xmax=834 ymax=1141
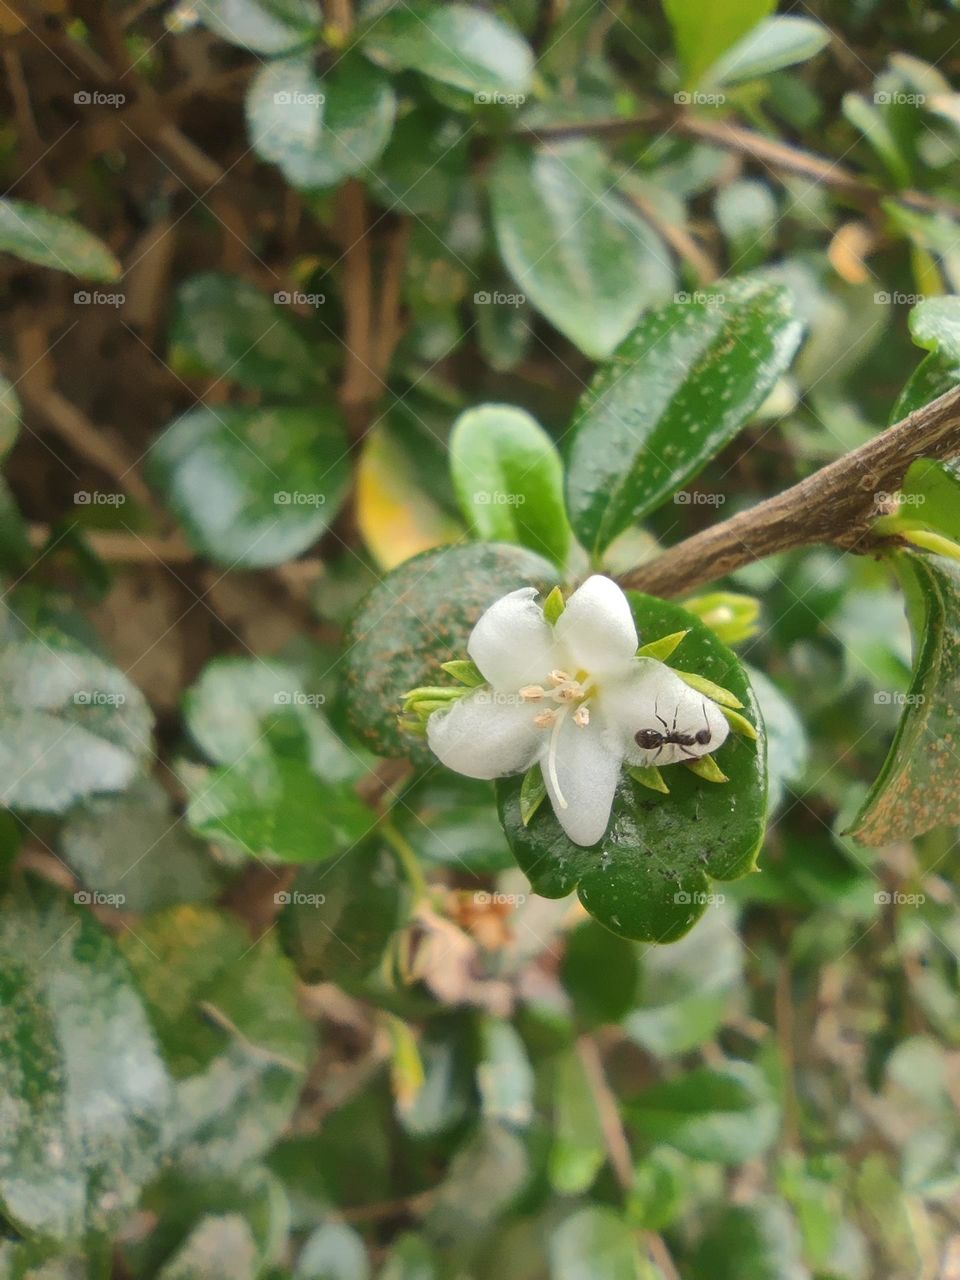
xmin=1 ymin=1 xmax=960 ymax=1278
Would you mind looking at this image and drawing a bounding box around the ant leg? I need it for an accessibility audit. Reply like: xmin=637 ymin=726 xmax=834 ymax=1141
xmin=655 ymin=696 xmax=669 ymax=733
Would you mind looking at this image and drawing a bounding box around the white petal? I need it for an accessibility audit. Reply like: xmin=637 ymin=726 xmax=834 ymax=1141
xmin=599 ymin=658 xmax=730 ymax=767
xmin=555 ymin=575 xmax=637 ymax=678
xmin=427 ymin=690 xmax=541 ymax=780
xmin=539 ymin=714 xmax=622 ymax=846
xmin=468 ymin=587 xmax=557 ymax=689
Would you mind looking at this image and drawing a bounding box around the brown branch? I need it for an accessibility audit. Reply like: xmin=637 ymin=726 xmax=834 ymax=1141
xmin=618 ymin=384 xmax=960 ymax=599
xmin=621 ymin=188 xmax=718 ymax=285
xmin=336 ymin=179 xmax=380 ymax=431
xmin=518 ymin=112 xmax=960 ymax=220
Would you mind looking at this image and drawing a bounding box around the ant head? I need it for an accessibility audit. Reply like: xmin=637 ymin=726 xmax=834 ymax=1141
xmin=694 ymin=727 xmax=712 ymax=745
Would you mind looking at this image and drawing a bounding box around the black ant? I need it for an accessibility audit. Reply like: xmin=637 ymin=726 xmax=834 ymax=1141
xmin=634 ymin=697 xmax=712 ymax=761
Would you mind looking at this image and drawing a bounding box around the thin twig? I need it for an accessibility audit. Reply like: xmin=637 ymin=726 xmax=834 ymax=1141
xmin=618 ymin=384 xmax=960 ymax=599
xmin=337 ymin=179 xmax=380 ymax=429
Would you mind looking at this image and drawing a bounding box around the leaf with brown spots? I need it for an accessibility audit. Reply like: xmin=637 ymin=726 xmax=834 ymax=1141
xmin=849 ymin=553 xmax=960 ymax=845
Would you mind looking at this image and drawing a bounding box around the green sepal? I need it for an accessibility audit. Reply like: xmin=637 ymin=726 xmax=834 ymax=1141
xmin=440 ymin=659 xmax=486 ymax=687
xmin=636 ymin=630 xmax=689 ymax=661
xmin=520 ymin=763 xmax=548 ymax=826
xmin=543 ymin=585 xmax=566 ymax=625
xmin=672 ymin=669 xmax=744 ymax=709
xmin=685 ymin=755 xmax=729 ymax=784
xmin=899 ymin=527 xmax=960 ymax=564
xmin=721 ymin=706 xmax=759 ymax=740
xmin=628 ymin=764 xmax=670 ymax=794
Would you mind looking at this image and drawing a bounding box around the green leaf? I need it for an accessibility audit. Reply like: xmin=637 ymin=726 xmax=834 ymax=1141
xmin=343 ymin=542 xmax=557 ymax=759
xmin=491 ymin=142 xmax=674 ymax=360
xmin=187 ymin=755 xmax=371 ymax=864
xmin=902 ymin=457 xmax=960 ymax=540
xmin=477 ymin=1019 xmax=534 ymax=1129
xmin=520 ymin=763 xmax=547 ymax=826
xmin=0 ymin=609 xmax=152 ymax=814
xmin=548 ymin=1048 xmax=606 ymax=1196
xmin=0 ymin=374 xmax=21 ymax=459
xmin=746 ymin=665 xmax=808 ymax=814
xmin=689 ymin=1199 xmax=809 ymax=1280
xmin=562 ymin=920 xmax=640 ymax=1026
xmin=60 ymin=777 xmax=220 ymax=913
xmin=565 ymin=281 xmax=802 ymax=555
xmin=362 ymin=3 xmax=533 ymax=96
xmin=169 ymin=273 xmax=326 ymax=399
xmin=627 ymin=1061 xmax=778 ymax=1163
xmin=424 ymin=1124 xmax=528 ymax=1240
xmin=198 ymin=0 xmax=320 ymax=53
xmin=379 ymin=1236 xmax=438 ymax=1280
xmin=158 ymin=1215 xmax=260 ymax=1280
xmin=706 ymin=16 xmax=830 ymax=86
xmin=0 ymin=879 xmax=172 ymax=1245
xmin=148 ymin=404 xmax=349 ymax=569
xmin=184 ymin=656 xmax=360 ymax=782
xmin=842 ymin=93 xmax=912 ymax=187
xmin=296 ymin=1223 xmax=369 ymax=1280
xmin=0 ymin=198 xmax=120 ymax=281
xmin=549 ymin=1206 xmax=642 ymax=1280
xmin=662 ymin=0 xmax=776 ymax=88
xmin=246 ymin=54 xmax=396 ymax=191
xmin=393 ymin=775 xmax=515 ymax=872
xmin=849 ymin=553 xmax=960 ymax=845
xmin=893 ymin=295 xmax=960 ymax=419
xmin=120 ymin=905 xmax=311 ymax=1175
xmin=497 ymin=592 xmax=766 ymax=943
xmin=280 ymin=841 xmax=408 ymax=985
xmin=450 ymin=405 xmax=572 ymax=566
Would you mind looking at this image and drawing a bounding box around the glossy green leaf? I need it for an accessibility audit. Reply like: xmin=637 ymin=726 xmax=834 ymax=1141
xmin=198 ymin=0 xmax=320 ymax=53
xmin=343 ymin=542 xmax=557 ymax=758
xmin=706 ymin=16 xmax=830 ymax=86
xmin=491 ymin=142 xmax=674 ymax=360
xmin=689 ymin=1199 xmax=809 ymax=1280
xmin=0 ymin=198 xmax=120 ymax=281
xmin=0 ymin=879 xmax=172 ymax=1245
xmin=362 ymin=3 xmax=533 ymax=96
xmin=548 ymin=1048 xmax=606 ymax=1195
xmin=187 ymin=755 xmax=371 ymax=864
xmin=0 ymin=609 xmax=152 ymax=814
xmin=549 ymin=1206 xmax=642 ymax=1280
xmin=627 ymin=1061 xmax=778 ymax=1163
xmin=746 ymin=666 xmax=808 ymax=814
xmin=169 ymin=273 xmax=326 ymax=399
xmin=120 ymin=906 xmax=311 ymax=1175
xmin=148 ymin=404 xmax=349 ymax=568
xmin=184 ymin=656 xmax=360 ymax=782
xmin=246 ymin=54 xmax=396 ymax=191
xmin=662 ymin=0 xmax=776 ymax=88
xmin=902 ymin=457 xmax=960 ymax=540
xmin=497 ymin=592 xmax=766 ymax=943
xmin=893 ymin=295 xmax=960 ymax=419
xmin=60 ymin=777 xmax=219 ymax=912
xmin=280 ymin=841 xmax=408 ymax=985
xmin=565 ymin=281 xmax=802 ymax=555
xmin=849 ymin=553 xmax=960 ymax=845
xmin=450 ymin=405 xmax=572 ymax=566
xmin=843 ymin=93 xmax=912 ymax=187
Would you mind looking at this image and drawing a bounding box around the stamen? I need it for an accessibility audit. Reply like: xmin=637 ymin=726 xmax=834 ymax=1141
xmin=573 ymin=705 xmax=590 ymax=727
xmin=554 ymin=684 xmax=581 ymax=702
xmin=534 ymin=709 xmax=557 ymax=728
xmin=547 ymin=708 xmax=568 ymax=808
xmin=548 ymin=669 xmax=571 ymax=687
xmin=519 ymin=684 xmax=545 ymax=701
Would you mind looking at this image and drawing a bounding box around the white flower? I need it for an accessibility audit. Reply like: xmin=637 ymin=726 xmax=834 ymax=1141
xmin=426 ymin=575 xmax=729 ymax=846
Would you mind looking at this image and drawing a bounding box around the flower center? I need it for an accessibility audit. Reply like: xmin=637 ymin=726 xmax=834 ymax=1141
xmin=520 ymin=670 xmax=594 ymax=810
